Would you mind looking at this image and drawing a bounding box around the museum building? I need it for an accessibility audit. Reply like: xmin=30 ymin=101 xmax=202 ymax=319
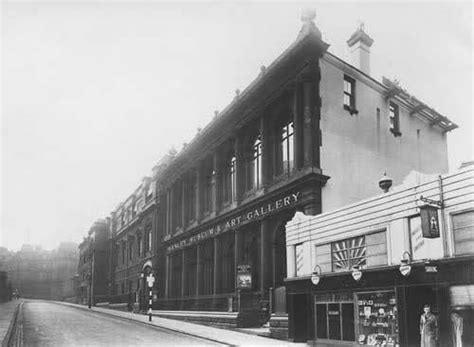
xmin=151 ymin=11 xmax=457 ymax=328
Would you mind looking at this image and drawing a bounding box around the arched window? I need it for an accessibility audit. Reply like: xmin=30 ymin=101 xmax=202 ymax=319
xmin=280 ymin=121 xmax=294 ymax=175
xmin=223 ymin=154 xmax=237 ymax=204
xmin=250 ymin=136 xmax=262 ymax=189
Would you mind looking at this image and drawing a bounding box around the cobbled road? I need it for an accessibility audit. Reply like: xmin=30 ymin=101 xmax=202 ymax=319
xmin=20 ymin=301 xmax=220 ymax=346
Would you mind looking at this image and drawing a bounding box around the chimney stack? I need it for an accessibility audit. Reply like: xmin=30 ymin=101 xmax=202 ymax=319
xmin=347 ymin=23 xmax=374 ymax=75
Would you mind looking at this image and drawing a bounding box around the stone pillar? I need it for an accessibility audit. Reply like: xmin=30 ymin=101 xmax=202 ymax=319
xmin=213 ymin=237 xmax=219 ymax=294
xmin=234 ymin=136 xmax=244 ymax=203
xmin=260 ymin=116 xmax=272 ymax=188
xmin=286 ymin=245 xmax=296 ymax=278
xmin=259 ymin=220 xmax=272 ymax=293
xmin=165 ymin=254 xmax=170 ymax=298
xmin=181 ymin=250 xmax=185 ymax=298
xmin=234 ymin=229 xmax=243 ymax=290
xmin=196 ymin=244 xmax=201 ymax=296
xmin=293 ymin=84 xmax=304 ymax=170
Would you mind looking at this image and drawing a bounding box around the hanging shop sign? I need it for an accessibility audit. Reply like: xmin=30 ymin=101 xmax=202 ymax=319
xmin=236 ymin=264 xmax=252 ymax=289
xmin=311 ymin=265 xmax=322 ymax=285
xmin=167 ymin=192 xmax=301 ymax=252
xmin=399 ymin=263 xmax=412 ymax=277
xmin=420 ymin=205 xmax=440 ymax=238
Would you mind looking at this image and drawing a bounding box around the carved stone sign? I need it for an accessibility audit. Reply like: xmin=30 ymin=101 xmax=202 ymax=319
xmin=167 ymin=192 xmax=301 ymax=252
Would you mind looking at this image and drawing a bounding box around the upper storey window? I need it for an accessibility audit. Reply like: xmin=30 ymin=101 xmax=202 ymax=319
xmin=249 ymin=135 xmax=262 ymax=190
xmin=223 ymin=153 xmax=236 ymax=204
xmin=389 ymin=102 xmax=402 ymax=136
xmin=280 ymin=121 xmax=294 ymax=175
xmin=343 ymin=75 xmax=358 ymax=115
xmin=203 ymin=162 xmax=214 ymax=214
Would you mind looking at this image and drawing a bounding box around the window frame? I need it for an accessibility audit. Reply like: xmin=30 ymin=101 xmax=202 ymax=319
xmin=343 ymin=75 xmax=358 ymax=115
xmin=389 ymin=101 xmax=402 ymax=136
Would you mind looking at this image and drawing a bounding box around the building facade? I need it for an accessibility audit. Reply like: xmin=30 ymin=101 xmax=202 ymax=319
xmin=77 ymin=220 xmax=110 ymax=305
xmin=152 ymin=13 xmax=456 ymax=326
xmin=108 ymin=160 xmax=168 ymax=311
xmin=80 ymin=11 xmax=460 ymax=334
xmin=285 ymin=165 xmax=474 ymax=345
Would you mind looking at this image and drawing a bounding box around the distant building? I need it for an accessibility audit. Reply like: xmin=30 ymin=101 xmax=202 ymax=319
xmin=77 ymin=219 xmax=110 ymax=305
xmin=6 ymin=243 xmax=78 ymax=300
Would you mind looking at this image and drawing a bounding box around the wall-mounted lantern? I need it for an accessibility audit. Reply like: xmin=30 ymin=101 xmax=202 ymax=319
xmin=399 ymin=251 xmax=412 ymax=277
xmin=352 ymin=265 xmax=363 ymax=281
xmin=378 ymin=172 xmax=393 ymax=193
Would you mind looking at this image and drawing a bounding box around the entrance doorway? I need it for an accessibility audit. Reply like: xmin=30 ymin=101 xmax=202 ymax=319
xmin=404 ymin=285 xmax=444 ymax=347
xmin=290 ymin=294 xmax=312 ymax=342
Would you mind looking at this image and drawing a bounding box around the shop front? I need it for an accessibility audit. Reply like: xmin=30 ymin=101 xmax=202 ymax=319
xmin=286 ymin=257 xmax=474 ymax=346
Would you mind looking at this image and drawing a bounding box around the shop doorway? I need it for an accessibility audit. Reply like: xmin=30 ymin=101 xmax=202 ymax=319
xmin=290 ymin=294 xmax=311 ymax=342
xmin=404 ymin=285 xmax=438 ymax=347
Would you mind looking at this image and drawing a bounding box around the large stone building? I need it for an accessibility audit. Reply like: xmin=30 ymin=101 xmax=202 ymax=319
xmin=82 ymin=10 xmax=460 ymax=335
xmin=6 ymin=243 xmax=78 ymax=301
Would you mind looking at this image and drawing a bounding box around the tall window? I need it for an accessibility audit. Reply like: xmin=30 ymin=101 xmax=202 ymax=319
xmin=144 ymin=226 xmax=152 ymax=253
xmin=204 ymin=168 xmax=213 ymax=213
xmin=121 ymin=241 xmax=126 ymax=264
xmin=280 ymin=121 xmax=294 ymax=175
xmin=128 ymin=238 xmax=134 ymax=260
xmin=389 ymin=102 xmax=401 ymax=136
xmin=343 ymin=75 xmax=356 ymax=112
xmin=137 ymin=234 xmax=142 ymax=257
xmin=223 ymin=155 xmax=236 ymax=203
xmin=187 ymin=173 xmax=197 ymax=222
xmin=250 ymin=136 xmax=262 ymax=190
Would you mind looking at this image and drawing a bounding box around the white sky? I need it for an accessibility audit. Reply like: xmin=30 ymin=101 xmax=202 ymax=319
xmin=1 ymin=1 xmax=472 ymax=251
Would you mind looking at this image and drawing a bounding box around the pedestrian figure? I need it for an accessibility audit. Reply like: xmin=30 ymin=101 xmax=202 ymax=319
xmin=451 ymin=311 xmax=463 ymax=347
xmin=420 ymin=304 xmax=439 ymax=347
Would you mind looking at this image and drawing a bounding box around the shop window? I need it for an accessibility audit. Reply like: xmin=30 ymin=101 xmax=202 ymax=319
xmin=389 ymin=102 xmax=402 ymax=136
xmin=355 ymin=291 xmax=399 ymax=346
xmin=452 ymin=211 xmax=474 ymax=255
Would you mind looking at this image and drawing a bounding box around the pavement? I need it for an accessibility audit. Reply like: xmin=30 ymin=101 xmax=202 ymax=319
xmin=21 ymin=301 xmax=217 ymax=346
xmin=0 ymin=300 xmax=21 ymax=345
xmin=56 ymin=301 xmax=304 ymax=346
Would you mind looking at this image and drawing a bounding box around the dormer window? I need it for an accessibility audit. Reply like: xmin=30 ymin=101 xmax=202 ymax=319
xmin=343 ymin=75 xmax=358 ymax=115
